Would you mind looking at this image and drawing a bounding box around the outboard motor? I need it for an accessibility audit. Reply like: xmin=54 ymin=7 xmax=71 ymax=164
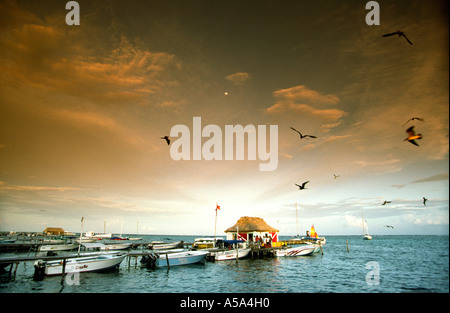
xmin=33 ymin=261 xmax=46 ymax=281
xmin=140 ymin=253 xmax=158 ymax=269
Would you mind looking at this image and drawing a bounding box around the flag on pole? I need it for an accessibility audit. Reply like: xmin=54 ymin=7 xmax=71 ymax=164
xmin=216 ymin=204 xmax=220 ymax=211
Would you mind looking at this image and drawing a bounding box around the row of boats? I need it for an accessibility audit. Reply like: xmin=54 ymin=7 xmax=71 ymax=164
xmin=32 ymin=233 xmax=326 ymax=277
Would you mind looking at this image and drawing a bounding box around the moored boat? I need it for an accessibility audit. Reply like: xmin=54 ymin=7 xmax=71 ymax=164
xmin=192 ymin=238 xmax=217 ymax=250
xmin=276 ymin=245 xmax=317 ymax=257
xmin=149 ymin=241 xmax=182 ymax=250
xmin=34 ymin=252 xmax=128 ymax=276
xmin=38 ymin=243 xmax=79 ymax=252
xmin=214 ymin=248 xmax=251 ymax=261
xmin=153 ymin=251 xmax=208 ymax=267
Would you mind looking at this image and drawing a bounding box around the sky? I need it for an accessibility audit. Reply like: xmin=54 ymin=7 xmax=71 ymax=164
xmin=0 ymin=0 xmax=448 ymax=236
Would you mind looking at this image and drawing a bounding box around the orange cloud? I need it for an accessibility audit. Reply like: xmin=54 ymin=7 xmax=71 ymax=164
xmin=0 ymin=7 xmax=182 ymax=107
xmin=266 ymin=85 xmax=346 ymax=125
xmin=266 ymin=85 xmax=346 ymax=122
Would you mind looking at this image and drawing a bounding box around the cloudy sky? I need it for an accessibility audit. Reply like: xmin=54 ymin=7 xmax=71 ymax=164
xmin=0 ymin=0 xmax=448 ymax=236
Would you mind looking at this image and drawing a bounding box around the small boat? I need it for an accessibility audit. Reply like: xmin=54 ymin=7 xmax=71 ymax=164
xmin=34 ymin=252 xmax=127 ymax=276
xmin=110 ymin=236 xmax=128 ymax=240
xmin=214 ymin=248 xmax=251 ymax=261
xmin=85 ymin=231 xmax=113 ymax=240
xmin=101 ymin=243 xmax=132 ymax=250
xmin=0 ymin=239 xmax=16 ymax=244
xmin=76 ymin=237 xmax=96 ymax=243
xmin=149 ymin=241 xmax=182 ymax=250
xmin=192 ymin=238 xmax=217 ymax=250
xmin=153 ymin=251 xmax=208 ymax=267
xmin=38 ymin=243 xmax=79 ymax=252
xmin=276 ymin=245 xmax=317 ymax=257
xmin=128 ymin=237 xmax=142 ymax=241
xmin=300 ymin=225 xmax=326 ymax=245
xmin=78 ymin=242 xmax=131 ymax=252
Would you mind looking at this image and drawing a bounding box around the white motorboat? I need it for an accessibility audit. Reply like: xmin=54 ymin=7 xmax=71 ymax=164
xmin=192 ymin=238 xmax=218 ymax=250
xmin=34 ymin=252 xmax=127 ymax=276
xmin=85 ymin=231 xmax=113 ymax=239
xmin=214 ymin=248 xmax=251 ymax=261
xmin=38 ymin=243 xmax=79 ymax=252
xmin=79 ymin=242 xmax=131 ymax=251
xmin=149 ymin=241 xmax=182 ymax=250
xmin=276 ymin=245 xmax=317 ymax=257
xmin=101 ymin=243 xmax=132 ymax=250
xmin=154 ymin=251 xmax=208 ymax=267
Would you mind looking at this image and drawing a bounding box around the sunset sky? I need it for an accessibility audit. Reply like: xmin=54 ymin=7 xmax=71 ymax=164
xmin=0 ymin=0 xmax=448 ymax=236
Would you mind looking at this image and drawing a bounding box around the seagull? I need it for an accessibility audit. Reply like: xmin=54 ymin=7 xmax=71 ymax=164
xmin=290 ymin=127 xmax=317 ymax=139
xmin=385 ymin=225 xmax=394 ymax=229
xmin=403 ymin=117 xmax=424 ymax=127
xmin=295 ymin=181 xmax=309 ymax=190
xmin=423 ymin=197 xmax=428 ymax=206
xmin=333 ymin=174 xmax=340 ymax=179
xmin=160 ymin=136 xmax=170 ymax=145
xmin=404 ymin=126 xmax=422 ymax=146
xmin=382 ymin=200 xmax=391 ymax=206
xmin=382 ymin=30 xmax=413 ymax=45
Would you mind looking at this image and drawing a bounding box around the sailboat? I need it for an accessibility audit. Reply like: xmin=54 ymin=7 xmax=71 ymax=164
xmin=128 ymin=222 xmax=142 ymax=241
xmin=362 ymin=213 xmax=372 ymax=240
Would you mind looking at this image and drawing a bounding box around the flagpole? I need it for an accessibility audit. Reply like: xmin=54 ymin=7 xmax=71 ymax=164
xmin=78 ymin=217 xmax=84 ymax=256
xmin=214 ymin=203 xmax=217 ymax=245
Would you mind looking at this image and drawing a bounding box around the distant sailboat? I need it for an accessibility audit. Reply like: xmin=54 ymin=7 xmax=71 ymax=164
xmin=362 ymin=213 xmax=372 ymax=240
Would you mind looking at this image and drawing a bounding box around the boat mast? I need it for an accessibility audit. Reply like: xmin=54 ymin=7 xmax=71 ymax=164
xmin=295 ymin=203 xmax=299 ymax=237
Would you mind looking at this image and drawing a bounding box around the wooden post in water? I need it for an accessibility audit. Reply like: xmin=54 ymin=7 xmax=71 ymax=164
xmin=346 ymin=240 xmax=349 ymax=253
xmin=165 ymin=253 xmax=170 ymax=269
xmin=60 ymin=258 xmax=67 ymax=286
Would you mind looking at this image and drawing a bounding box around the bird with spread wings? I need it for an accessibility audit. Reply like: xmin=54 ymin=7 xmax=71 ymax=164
xmin=382 ymin=30 xmax=413 ymax=45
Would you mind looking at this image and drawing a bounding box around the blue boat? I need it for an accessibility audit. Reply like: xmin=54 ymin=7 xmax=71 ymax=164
xmin=154 ymin=251 xmax=208 ymax=267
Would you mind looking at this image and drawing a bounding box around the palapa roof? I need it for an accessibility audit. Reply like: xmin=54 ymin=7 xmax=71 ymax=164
xmin=224 ymin=216 xmax=279 ymax=233
xmin=43 ymin=227 xmax=65 ymax=232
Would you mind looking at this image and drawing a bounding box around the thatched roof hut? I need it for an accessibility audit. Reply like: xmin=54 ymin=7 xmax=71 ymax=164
xmin=43 ymin=227 xmax=65 ymax=235
xmin=225 ymin=216 xmax=279 ymax=233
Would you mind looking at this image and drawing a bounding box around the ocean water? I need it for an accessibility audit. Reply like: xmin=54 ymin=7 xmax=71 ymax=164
xmin=0 ymin=235 xmax=448 ymax=294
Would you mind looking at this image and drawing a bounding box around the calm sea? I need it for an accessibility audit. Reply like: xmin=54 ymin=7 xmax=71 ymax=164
xmin=0 ymin=235 xmax=448 ymax=296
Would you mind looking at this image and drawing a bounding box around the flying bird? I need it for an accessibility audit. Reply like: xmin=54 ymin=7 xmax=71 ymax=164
xmin=423 ymin=197 xmax=428 ymax=206
xmin=160 ymin=136 xmax=170 ymax=145
xmin=382 ymin=200 xmax=391 ymax=206
xmin=382 ymin=30 xmax=413 ymax=45
xmin=403 ymin=117 xmax=424 ymax=127
xmin=333 ymin=174 xmax=340 ymax=179
xmin=295 ymin=181 xmax=309 ymax=190
xmin=290 ymin=127 xmax=317 ymax=139
xmin=385 ymin=225 xmax=394 ymax=229
xmin=404 ymin=126 xmax=422 ymax=146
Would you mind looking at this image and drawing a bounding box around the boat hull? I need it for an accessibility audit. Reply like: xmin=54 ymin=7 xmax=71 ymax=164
xmin=155 ymin=251 xmax=208 ymax=267
xmin=36 ymin=252 xmax=127 ymax=276
xmin=276 ymin=245 xmax=316 ymax=257
xmin=38 ymin=244 xmax=79 ymax=252
xmin=101 ymin=243 xmax=132 ymax=250
xmin=150 ymin=241 xmax=181 ymax=250
xmin=214 ymin=248 xmax=251 ymax=261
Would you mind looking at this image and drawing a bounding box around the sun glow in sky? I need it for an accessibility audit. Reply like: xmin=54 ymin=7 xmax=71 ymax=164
xmin=0 ymin=0 xmax=448 ymax=236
